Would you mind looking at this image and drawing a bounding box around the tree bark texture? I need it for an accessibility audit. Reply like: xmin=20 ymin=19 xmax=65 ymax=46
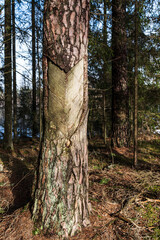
xmin=33 ymin=1 xmax=90 ymax=238
xmin=36 ymin=27 xmax=42 ymax=142
xmin=111 ymin=0 xmax=129 ymax=147
xmin=32 ymin=0 xmax=37 ymax=137
xmin=134 ymin=0 xmax=138 ymax=167
xmin=4 ymin=0 xmax=13 ymax=150
xmin=12 ymin=0 xmax=17 ymax=139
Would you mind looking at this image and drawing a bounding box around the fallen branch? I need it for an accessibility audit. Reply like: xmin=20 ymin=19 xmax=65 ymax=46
xmin=110 ymin=213 xmax=142 ymax=229
xmin=143 ymin=198 xmax=160 ymax=203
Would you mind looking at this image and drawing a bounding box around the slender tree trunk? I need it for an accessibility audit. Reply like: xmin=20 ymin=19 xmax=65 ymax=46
xmin=134 ymin=0 xmax=138 ymax=167
xmin=102 ymin=0 xmax=107 ymax=143
xmin=103 ymin=91 xmax=107 ymax=144
xmin=32 ymin=0 xmax=37 ymax=137
xmin=111 ymin=0 xmax=129 ymax=147
xmin=4 ymin=0 xmax=13 ymax=150
xmin=36 ymin=26 xmax=42 ymax=142
xmin=103 ymin=0 xmax=107 ymax=47
xmin=32 ymin=1 xmax=90 ymax=238
xmin=12 ymin=0 xmax=17 ymax=139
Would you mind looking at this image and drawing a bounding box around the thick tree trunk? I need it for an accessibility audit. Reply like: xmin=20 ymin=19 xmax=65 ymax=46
xmin=32 ymin=0 xmax=37 ymax=137
xmin=111 ymin=0 xmax=129 ymax=147
xmin=33 ymin=1 xmax=90 ymax=238
xmin=12 ymin=0 xmax=17 ymax=139
xmin=4 ymin=0 xmax=13 ymax=150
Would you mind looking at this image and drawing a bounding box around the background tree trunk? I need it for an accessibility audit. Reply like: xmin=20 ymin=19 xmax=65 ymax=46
xmin=12 ymin=0 xmax=17 ymax=139
xmin=32 ymin=1 xmax=90 ymax=238
xmin=134 ymin=0 xmax=138 ymax=167
xmin=4 ymin=0 xmax=13 ymax=150
xmin=32 ymin=0 xmax=37 ymax=137
xmin=102 ymin=0 xmax=107 ymax=143
xmin=111 ymin=0 xmax=129 ymax=147
xmin=36 ymin=26 xmax=42 ymax=142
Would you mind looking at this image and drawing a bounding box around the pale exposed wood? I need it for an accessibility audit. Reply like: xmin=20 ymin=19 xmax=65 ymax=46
xmin=48 ymin=59 xmax=84 ymax=136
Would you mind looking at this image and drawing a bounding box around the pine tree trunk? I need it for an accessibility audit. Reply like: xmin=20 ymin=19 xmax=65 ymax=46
xmin=4 ymin=0 xmax=13 ymax=150
xmin=12 ymin=0 xmax=17 ymax=139
xmin=32 ymin=1 xmax=90 ymax=238
xmin=36 ymin=26 xmax=42 ymax=142
xmin=102 ymin=0 xmax=107 ymax=143
xmin=32 ymin=0 xmax=37 ymax=137
xmin=103 ymin=0 xmax=107 ymax=47
xmin=103 ymin=91 xmax=107 ymax=144
xmin=134 ymin=0 xmax=138 ymax=167
xmin=111 ymin=0 xmax=129 ymax=147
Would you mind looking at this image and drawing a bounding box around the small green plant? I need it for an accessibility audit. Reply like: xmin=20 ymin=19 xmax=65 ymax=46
xmin=137 ymin=202 xmax=160 ymax=239
xmin=89 ymin=197 xmax=98 ymax=202
xmin=111 ymin=153 xmax=116 ymax=157
xmin=147 ymin=185 xmax=160 ymax=194
xmin=99 ymin=178 xmax=110 ymax=185
xmin=0 ymin=207 xmax=5 ymax=214
xmin=32 ymin=227 xmax=41 ymax=235
xmin=93 ymin=165 xmax=101 ymax=170
xmin=21 ymin=203 xmax=29 ymax=212
xmin=139 ymin=203 xmax=160 ymax=228
xmin=0 ymin=182 xmax=4 ymax=186
xmin=153 ymin=228 xmax=160 ymax=239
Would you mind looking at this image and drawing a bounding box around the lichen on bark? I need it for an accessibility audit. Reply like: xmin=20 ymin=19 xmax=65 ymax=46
xmin=32 ymin=0 xmax=90 ymax=238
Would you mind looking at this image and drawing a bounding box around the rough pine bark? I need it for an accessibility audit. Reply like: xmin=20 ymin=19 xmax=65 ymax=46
xmin=4 ymin=0 xmax=13 ymax=150
xmin=32 ymin=0 xmax=90 ymax=238
xmin=111 ymin=0 xmax=129 ymax=147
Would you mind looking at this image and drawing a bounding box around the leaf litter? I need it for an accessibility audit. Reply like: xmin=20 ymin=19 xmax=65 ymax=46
xmin=0 ymin=136 xmax=160 ymax=240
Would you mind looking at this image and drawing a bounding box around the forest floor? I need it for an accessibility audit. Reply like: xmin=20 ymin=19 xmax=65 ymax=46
xmin=0 ymin=134 xmax=160 ymax=240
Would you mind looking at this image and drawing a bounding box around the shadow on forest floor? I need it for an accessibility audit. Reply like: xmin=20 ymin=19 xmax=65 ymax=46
xmin=0 ymin=137 xmax=39 ymax=214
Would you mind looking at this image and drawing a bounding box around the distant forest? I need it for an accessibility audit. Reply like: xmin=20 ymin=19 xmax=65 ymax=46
xmin=0 ymin=0 xmax=159 ymax=145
